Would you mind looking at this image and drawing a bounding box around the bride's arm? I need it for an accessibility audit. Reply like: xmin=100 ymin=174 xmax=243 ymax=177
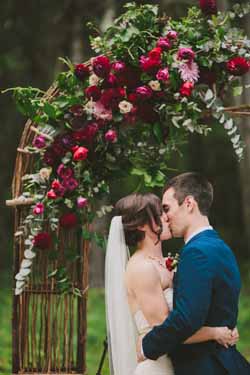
xmin=184 ymin=326 xmax=239 ymax=347
xmin=127 ymin=260 xmax=170 ymax=327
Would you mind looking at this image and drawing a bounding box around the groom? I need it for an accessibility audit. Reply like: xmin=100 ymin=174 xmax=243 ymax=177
xmin=138 ymin=172 xmax=250 ymax=374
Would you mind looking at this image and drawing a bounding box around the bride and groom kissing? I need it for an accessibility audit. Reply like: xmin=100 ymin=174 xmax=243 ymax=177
xmin=105 ymin=172 xmax=250 ymax=374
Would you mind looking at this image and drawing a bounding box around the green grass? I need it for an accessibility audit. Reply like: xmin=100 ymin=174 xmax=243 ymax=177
xmin=0 ymin=271 xmax=249 ymax=374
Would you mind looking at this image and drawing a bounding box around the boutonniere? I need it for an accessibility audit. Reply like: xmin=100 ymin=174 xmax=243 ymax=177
xmin=165 ymin=252 xmax=179 ymax=272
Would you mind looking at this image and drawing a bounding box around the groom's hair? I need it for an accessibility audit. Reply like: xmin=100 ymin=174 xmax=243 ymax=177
xmin=163 ymin=172 xmax=213 ymax=216
xmin=115 ymin=193 xmax=162 ymax=247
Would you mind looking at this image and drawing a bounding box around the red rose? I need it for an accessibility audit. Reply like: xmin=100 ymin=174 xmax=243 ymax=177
xmin=59 ymin=212 xmax=78 ymax=228
xmin=33 ymin=232 xmax=52 ymax=249
xmin=165 ymin=257 xmax=174 ymax=271
xmin=73 ymin=146 xmax=89 ymax=161
xmin=105 ymin=129 xmax=117 ymax=143
xmin=179 ymin=81 xmax=194 ymax=97
xmin=92 ymin=55 xmax=111 ymax=78
xmin=51 ymin=179 xmax=61 ymax=190
xmin=139 ymin=55 xmax=161 ymax=74
xmin=199 ymin=0 xmax=217 ymax=15
xmin=102 ymin=73 xmax=118 ymax=88
xmin=85 ymin=85 xmax=101 ymax=101
xmin=156 ymin=37 xmax=171 ymax=51
xmin=47 ymin=189 xmax=57 ymax=199
xmin=226 ymin=57 xmax=250 ymax=76
xmin=74 ymin=63 xmax=89 ymax=81
xmin=148 ymin=47 xmax=162 ymax=61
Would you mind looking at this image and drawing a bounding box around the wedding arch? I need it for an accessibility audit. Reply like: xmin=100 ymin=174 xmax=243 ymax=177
xmin=6 ymin=2 xmax=250 ymax=373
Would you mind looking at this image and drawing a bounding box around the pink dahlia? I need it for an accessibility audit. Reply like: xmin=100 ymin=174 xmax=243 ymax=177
xmin=178 ymin=61 xmax=200 ymax=83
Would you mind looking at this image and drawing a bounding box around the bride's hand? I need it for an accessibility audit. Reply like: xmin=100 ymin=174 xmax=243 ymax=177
xmin=214 ymin=327 xmax=239 ymax=348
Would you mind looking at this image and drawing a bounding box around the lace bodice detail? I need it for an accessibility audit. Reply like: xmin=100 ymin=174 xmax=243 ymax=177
xmin=134 ymin=288 xmax=173 ymax=335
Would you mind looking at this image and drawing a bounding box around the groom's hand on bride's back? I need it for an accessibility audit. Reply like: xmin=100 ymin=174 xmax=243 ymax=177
xmin=136 ymin=335 xmax=146 ymax=363
xmin=214 ymin=327 xmax=239 ymax=348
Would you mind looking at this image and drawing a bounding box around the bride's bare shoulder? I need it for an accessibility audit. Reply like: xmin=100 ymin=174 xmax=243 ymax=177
xmin=126 ymin=253 xmax=158 ymax=281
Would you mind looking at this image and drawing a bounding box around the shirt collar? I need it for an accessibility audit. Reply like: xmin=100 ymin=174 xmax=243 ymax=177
xmin=185 ymin=226 xmax=213 ymax=244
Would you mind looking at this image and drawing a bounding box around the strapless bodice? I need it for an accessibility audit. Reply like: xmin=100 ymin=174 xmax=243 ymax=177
xmin=134 ymin=288 xmax=173 ymax=335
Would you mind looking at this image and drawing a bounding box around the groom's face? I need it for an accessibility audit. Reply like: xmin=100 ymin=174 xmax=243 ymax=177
xmin=162 ymin=187 xmax=187 ymax=238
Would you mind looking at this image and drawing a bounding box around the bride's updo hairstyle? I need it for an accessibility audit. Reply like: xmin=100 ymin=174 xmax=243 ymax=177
xmin=115 ymin=193 xmax=163 ymax=247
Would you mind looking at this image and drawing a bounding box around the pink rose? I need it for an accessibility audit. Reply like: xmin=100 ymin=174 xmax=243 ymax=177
xmin=135 ymin=86 xmax=153 ymax=100
xmin=73 ymin=146 xmax=89 ymax=161
xmin=32 ymin=135 xmax=46 ymax=149
xmin=156 ymin=68 xmax=170 ymax=82
xmin=33 ymin=203 xmax=44 ymax=215
xmin=105 ymin=130 xmax=117 ymax=143
xmin=156 ymin=37 xmax=171 ymax=51
xmin=112 ymin=61 xmax=126 ymax=72
xmin=167 ymin=30 xmax=178 ymax=40
xmin=47 ymin=189 xmax=57 ymax=200
xmin=77 ymin=197 xmax=88 ymax=208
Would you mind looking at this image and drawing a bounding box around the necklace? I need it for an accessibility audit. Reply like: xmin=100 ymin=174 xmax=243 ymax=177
xmin=148 ymin=255 xmax=166 ymax=269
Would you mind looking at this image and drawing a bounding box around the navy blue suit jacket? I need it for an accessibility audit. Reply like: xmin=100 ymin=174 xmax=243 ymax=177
xmin=142 ymin=230 xmax=250 ymax=374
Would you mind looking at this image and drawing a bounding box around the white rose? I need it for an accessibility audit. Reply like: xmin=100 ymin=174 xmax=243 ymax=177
xmin=89 ymin=73 xmax=100 ymax=86
xmin=148 ymin=80 xmax=161 ymax=91
xmin=39 ymin=168 xmax=52 ymax=181
xmin=85 ymin=100 xmax=95 ymax=114
xmin=118 ymin=100 xmax=133 ymax=114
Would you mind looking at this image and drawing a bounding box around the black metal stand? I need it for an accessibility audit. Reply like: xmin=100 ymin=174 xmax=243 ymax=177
xmin=96 ymin=336 xmax=108 ymax=375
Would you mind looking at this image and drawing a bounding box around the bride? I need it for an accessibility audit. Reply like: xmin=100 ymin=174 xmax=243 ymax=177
xmin=105 ymin=193 xmax=238 ymax=375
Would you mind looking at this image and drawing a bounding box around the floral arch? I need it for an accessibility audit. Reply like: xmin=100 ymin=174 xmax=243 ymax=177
xmin=6 ymin=2 xmax=250 ymax=374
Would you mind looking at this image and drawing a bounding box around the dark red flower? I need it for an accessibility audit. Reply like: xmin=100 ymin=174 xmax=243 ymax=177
xmin=226 ymin=57 xmax=250 ymax=76
xmin=102 ymin=73 xmax=118 ymax=88
xmin=137 ymin=105 xmax=160 ymax=123
xmin=60 ymin=134 xmax=75 ymax=149
xmin=33 ymin=232 xmax=52 ymax=249
xmin=199 ymin=67 xmax=217 ymax=86
xmin=156 ymin=37 xmax=171 ymax=51
xmin=100 ymin=88 xmax=125 ymax=109
xmin=74 ymin=63 xmax=89 ymax=81
xmin=85 ymin=85 xmax=101 ymax=101
xmin=57 ymin=164 xmax=74 ymax=179
xmin=70 ymin=116 xmax=87 ymax=130
xmin=69 ymin=104 xmax=85 ymax=117
xmin=62 ymin=177 xmax=79 ymax=191
xmin=116 ymin=66 xmax=141 ymax=89
xmin=60 ymin=212 xmax=78 ymax=228
xmin=51 ymin=142 xmax=67 ymax=157
xmin=43 ymin=148 xmax=58 ymax=166
xmin=73 ymin=146 xmax=89 ymax=161
xmin=199 ymin=0 xmax=217 ymax=15
xmin=139 ymin=55 xmax=161 ymax=74
xmin=92 ymin=55 xmax=111 ymax=78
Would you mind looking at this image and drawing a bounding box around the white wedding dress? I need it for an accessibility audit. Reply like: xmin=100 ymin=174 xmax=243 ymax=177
xmin=133 ymin=288 xmax=175 ymax=375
